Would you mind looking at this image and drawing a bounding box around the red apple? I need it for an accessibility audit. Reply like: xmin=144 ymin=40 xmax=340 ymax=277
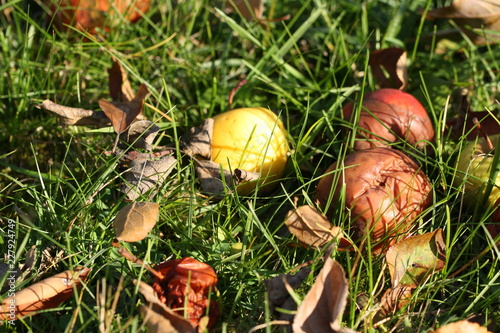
xmin=46 ymin=0 xmax=150 ymax=33
xmin=316 ymin=147 xmax=432 ymax=252
xmin=343 ymin=89 xmax=435 ymax=151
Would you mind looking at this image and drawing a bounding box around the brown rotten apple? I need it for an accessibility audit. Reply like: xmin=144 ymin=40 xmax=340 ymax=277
xmin=316 ymin=147 xmax=432 ymax=252
xmin=343 ymin=89 xmax=435 ymax=151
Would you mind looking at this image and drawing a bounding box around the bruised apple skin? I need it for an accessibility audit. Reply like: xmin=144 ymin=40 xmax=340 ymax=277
xmin=343 ymin=89 xmax=435 ymax=151
xmin=316 ymin=147 xmax=432 ymax=252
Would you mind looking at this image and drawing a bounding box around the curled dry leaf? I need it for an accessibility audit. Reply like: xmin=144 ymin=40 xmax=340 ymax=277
xmin=135 ymin=280 xmax=196 ymax=333
xmin=369 ymin=48 xmax=408 ymax=90
xmin=225 ymin=0 xmax=264 ymax=20
xmin=433 ymin=320 xmax=493 ymax=333
xmin=292 ymin=258 xmax=352 ymax=333
xmin=446 ymin=88 xmax=500 ymax=140
xmin=180 ymin=118 xmax=214 ymax=159
xmin=152 ymin=257 xmax=219 ymax=329
xmin=264 ymin=267 xmax=311 ymax=324
xmin=0 ymin=267 xmax=90 ymax=320
xmin=121 ymin=153 xmax=176 ymax=201
xmin=426 ymin=0 xmax=500 ymax=45
xmin=194 ymin=159 xmax=234 ymax=197
xmin=113 ymin=202 xmax=159 ymax=242
xmin=285 ymin=205 xmax=350 ymax=249
xmin=36 ymin=100 xmax=111 ymax=127
xmin=99 ymin=83 xmax=149 ymax=135
xmin=386 ymin=229 xmax=446 ymax=288
xmin=123 ymin=120 xmax=160 ymax=151
xmin=108 ymin=60 xmax=135 ymax=103
xmin=373 ymin=285 xmax=414 ymax=325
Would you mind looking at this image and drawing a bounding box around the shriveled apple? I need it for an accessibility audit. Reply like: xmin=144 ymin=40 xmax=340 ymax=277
xmin=343 ymin=89 xmax=435 ymax=151
xmin=46 ymin=0 xmax=151 ymax=33
xmin=316 ymin=147 xmax=432 ymax=252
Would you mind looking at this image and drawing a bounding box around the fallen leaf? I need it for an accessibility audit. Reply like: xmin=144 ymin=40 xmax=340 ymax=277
xmin=225 ymin=0 xmax=264 ymax=20
xmin=427 ymin=0 xmax=500 ymax=44
xmin=285 ymin=205 xmax=350 ymax=250
xmin=448 ymin=110 xmax=500 ymax=140
xmin=123 ymin=120 xmax=160 ymax=151
xmin=180 ymin=118 xmax=214 ymax=159
xmin=0 ymin=267 xmax=90 ymax=320
xmin=113 ymin=202 xmax=159 ymax=242
xmin=99 ymin=83 xmax=149 ymax=135
xmin=36 ymin=100 xmax=111 ymax=127
xmin=373 ymin=285 xmax=414 ymax=325
xmin=433 ymin=320 xmax=493 ymax=333
xmin=136 ymin=280 xmax=196 ymax=333
xmin=152 ymin=257 xmax=219 ymax=329
xmin=108 ymin=60 xmax=135 ymax=102
xmin=369 ymin=48 xmax=408 ymax=90
xmin=292 ymin=258 xmax=350 ymax=333
xmin=386 ymin=229 xmax=446 ymax=288
xmin=265 ymin=267 xmax=311 ymax=324
xmin=194 ymin=159 xmax=234 ymax=197
xmin=121 ymin=154 xmax=176 ymax=201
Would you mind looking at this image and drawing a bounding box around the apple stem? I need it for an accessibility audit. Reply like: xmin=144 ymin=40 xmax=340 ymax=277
xmin=472 ymin=117 xmax=494 ymax=152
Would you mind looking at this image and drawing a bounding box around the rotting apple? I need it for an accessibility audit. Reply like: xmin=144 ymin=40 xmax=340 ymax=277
xmin=46 ymin=0 xmax=151 ymax=33
xmin=453 ymin=134 xmax=500 ymax=207
xmin=211 ymin=107 xmax=289 ymax=195
xmin=343 ymin=89 xmax=435 ymax=151
xmin=152 ymin=257 xmax=219 ymax=329
xmin=315 ymin=147 xmax=432 ymax=253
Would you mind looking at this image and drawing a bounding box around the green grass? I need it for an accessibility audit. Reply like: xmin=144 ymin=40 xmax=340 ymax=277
xmin=1 ymin=0 xmax=499 ymax=332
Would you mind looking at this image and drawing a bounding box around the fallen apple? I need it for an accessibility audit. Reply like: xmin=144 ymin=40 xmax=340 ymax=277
xmin=316 ymin=147 xmax=432 ymax=252
xmin=343 ymin=89 xmax=435 ymax=151
xmin=453 ymin=134 xmax=500 ymax=207
xmin=46 ymin=0 xmax=151 ymax=33
xmin=211 ymin=107 xmax=289 ymax=195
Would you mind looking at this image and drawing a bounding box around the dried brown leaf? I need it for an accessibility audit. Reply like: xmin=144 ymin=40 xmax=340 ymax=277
xmin=427 ymin=0 xmax=500 ymax=44
xmin=0 ymin=267 xmax=90 ymax=320
xmin=99 ymin=83 xmax=149 ymax=134
xmin=123 ymin=120 xmax=160 ymax=151
xmin=121 ymin=154 xmax=176 ymax=201
xmin=180 ymin=118 xmax=214 ymax=159
xmin=369 ymin=48 xmax=408 ymax=90
xmin=386 ymin=229 xmax=446 ymax=288
xmin=113 ymin=202 xmax=159 ymax=242
xmin=225 ymin=0 xmax=264 ymax=20
xmin=36 ymin=100 xmax=110 ymax=127
xmin=373 ymin=285 xmax=414 ymax=325
xmin=433 ymin=320 xmax=493 ymax=333
xmin=292 ymin=258 xmax=350 ymax=333
xmin=285 ymin=205 xmax=349 ymax=250
xmin=194 ymin=159 xmax=234 ymax=196
xmin=135 ymin=280 xmax=196 ymax=333
xmin=265 ymin=267 xmax=311 ymax=324
xmin=108 ymin=60 xmax=135 ymax=102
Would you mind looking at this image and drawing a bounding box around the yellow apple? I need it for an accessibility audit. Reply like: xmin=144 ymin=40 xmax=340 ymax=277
xmin=211 ymin=107 xmax=289 ymax=195
xmin=454 ymin=134 xmax=500 ymax=207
